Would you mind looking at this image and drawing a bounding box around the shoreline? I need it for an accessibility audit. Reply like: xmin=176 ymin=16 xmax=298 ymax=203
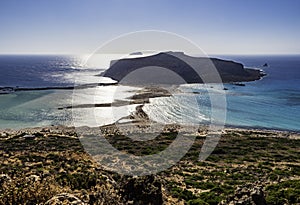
xmin=1 ymin=80 xmax=298 ymax=133
xmin=1 ymin=124 xmax=299 ymax=140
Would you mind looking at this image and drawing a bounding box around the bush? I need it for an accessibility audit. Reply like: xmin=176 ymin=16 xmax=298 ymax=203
xmin=266 ymin=180 xmax=300 ymax=204
xmin=199 ymin=192 xmax=221 ymax=205
xmin=187 ymin=198 xmax=209 ymax=205
xmin=171 ymin=187 xmax=195 ymax=201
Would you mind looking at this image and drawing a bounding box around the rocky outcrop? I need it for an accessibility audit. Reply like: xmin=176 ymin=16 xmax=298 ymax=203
xmin=220 ymin=184 xmax=267 ymax=205
xmin=119 ymin=175 xmax=163 ymax=205
xmin=102 ymin=52 xmax=265 ymax=85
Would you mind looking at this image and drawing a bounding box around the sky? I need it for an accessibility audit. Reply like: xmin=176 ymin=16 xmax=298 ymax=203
xmin=0 ymin=0 xmax=299 ymax=55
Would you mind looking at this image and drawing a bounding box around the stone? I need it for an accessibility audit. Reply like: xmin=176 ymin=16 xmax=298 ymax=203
xmin=0 ymin=174 xmax=11 ymax=185
xmin=23 ymin=134 xmax=36 ymax=140
xmin=44 ymin=193 xmax=85 ymax=205
xmin=27 ymin=174 xmax=40 ymax=182
xmin=120 ymin=175 xmax=163 ymax=205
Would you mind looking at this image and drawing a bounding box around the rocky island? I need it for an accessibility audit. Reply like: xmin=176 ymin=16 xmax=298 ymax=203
xmin=102 ymin=52 xmax=265 ymax=85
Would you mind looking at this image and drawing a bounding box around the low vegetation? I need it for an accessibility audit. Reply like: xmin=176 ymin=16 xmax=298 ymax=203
xmin=0 ymin=127 xmax=299 ymax=204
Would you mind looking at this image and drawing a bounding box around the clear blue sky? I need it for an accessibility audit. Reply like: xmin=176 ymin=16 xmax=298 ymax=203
xmin=0 ymin=0 xmax=299 ymax=54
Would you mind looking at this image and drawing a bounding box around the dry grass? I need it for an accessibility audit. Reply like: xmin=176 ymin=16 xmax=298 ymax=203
xmin=0 ymin=127 xmax=299 ymax=204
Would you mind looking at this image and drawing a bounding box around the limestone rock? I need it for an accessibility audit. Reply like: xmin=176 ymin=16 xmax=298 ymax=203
xmin=44 ymin=193 xmax=85 ymax=205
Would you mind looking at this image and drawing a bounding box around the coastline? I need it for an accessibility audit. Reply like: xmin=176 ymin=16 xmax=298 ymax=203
xmin=1 ymin=83 xmax=299 ymax=133
xmin=1 ymin=124 xmax=299 ymax=140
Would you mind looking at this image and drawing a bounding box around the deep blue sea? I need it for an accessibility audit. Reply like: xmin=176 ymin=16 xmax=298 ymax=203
xmin=0 ymin=55 xmax=299 ymax=131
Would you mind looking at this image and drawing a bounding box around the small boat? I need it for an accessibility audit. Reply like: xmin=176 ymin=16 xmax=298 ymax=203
xmin=263 ymin=63 xmax=268 ymax=67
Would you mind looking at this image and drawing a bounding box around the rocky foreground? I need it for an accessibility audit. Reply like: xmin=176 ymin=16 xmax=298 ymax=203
xmin=0 ymin=125 xmax=299 ymax=205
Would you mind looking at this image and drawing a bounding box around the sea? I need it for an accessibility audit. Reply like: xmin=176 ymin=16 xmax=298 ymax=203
xmin=0 ymin=54 xmax=299 ymax=132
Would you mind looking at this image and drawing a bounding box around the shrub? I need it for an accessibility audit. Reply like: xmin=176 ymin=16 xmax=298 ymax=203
xmin=187 ymin=198 xmax=209 ymax=205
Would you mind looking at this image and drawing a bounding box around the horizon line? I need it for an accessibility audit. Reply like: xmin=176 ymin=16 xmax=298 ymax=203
xmin=0 ymin=52 xmax=300 ymax=56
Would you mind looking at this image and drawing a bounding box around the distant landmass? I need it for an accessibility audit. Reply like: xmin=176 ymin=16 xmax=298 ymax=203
xmin=102 ymin=52 xmax=265 ymax=84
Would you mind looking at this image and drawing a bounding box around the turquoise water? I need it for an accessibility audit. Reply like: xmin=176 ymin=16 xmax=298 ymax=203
xmin=0 ymin=90 xmax=73 ymax=129
xmin=0 ymin=55 xmax=299 ymax=131
xmin=223 ymin=55 xmax=300 ymax=131
xmin=141 ymin=55 xmax=300 ymax=132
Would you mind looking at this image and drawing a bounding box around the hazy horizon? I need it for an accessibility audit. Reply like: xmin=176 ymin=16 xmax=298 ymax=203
xmin=1 ymin=0 xmax=300 ymax=55
xmin=0 ymin=52 xmax=300 ymax=56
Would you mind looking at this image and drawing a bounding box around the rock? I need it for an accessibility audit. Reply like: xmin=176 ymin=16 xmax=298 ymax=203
xmin=27 ymin=174 xmax=40 ymax=182
xmin=23 ymin=134 xmax=36 ymax=140
xmin=0 ymin=132 xmax=8 ymax=137
xmin=251 ymin=187 xmax=267 ymax=205
xmin=44 ymin=193 xmax=85 ymax=205
xmin=120 ymin=175 xmax=163 ymax=205
xmin=41 ymin=128 xmax=50 ymax=132
xmin=0 ymin=174 xmax=11 ymax=185
xmin=220 ymin=184 xmax=267 ymax=205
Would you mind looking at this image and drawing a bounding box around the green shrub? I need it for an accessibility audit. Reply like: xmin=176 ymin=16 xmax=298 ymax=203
xmin=199 ymin=192 xmax=221 ymax=205
xmin=187 ymin=198 xmax=209 ymax=205
xmin=266 ymin=180 xmax=300 ymax=204
xmin=171 ymin=187 xmax=196 ymax=201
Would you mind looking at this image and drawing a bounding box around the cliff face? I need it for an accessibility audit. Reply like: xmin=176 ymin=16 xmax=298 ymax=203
xmin=102 ymin=52 xmax=264 ymax=84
